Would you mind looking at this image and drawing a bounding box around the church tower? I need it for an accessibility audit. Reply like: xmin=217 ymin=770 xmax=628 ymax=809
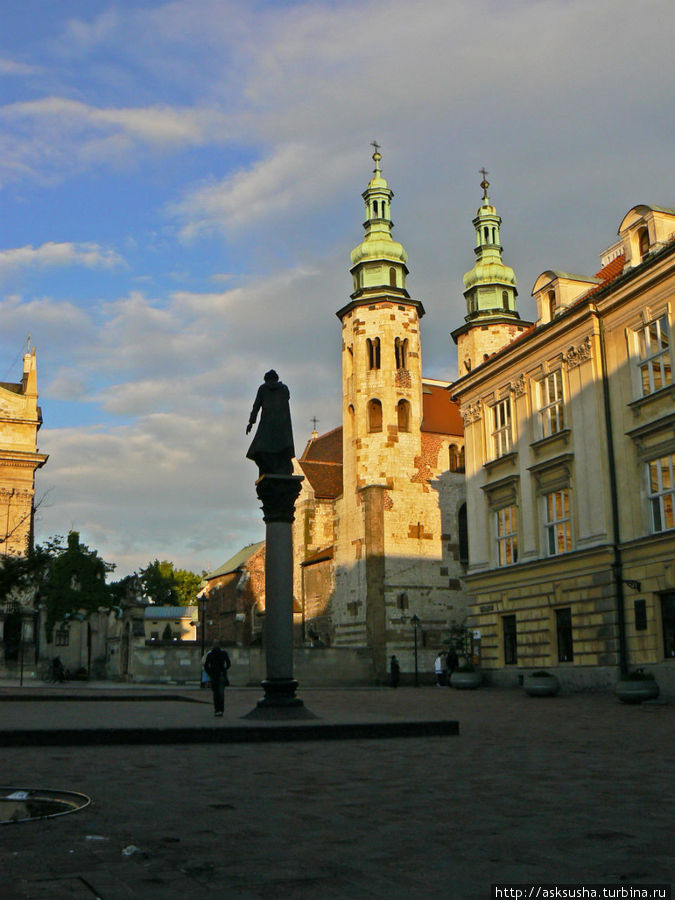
xmin=337 ymin=145 xmax=425 ymax=485
xmin=451 ymin=171 xmax=531 ymax=374
xmin=334 ymin=147 xmax=428 ymax=676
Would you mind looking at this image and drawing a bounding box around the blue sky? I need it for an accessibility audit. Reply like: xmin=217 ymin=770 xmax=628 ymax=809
xmin=1 ymin=0 xmax=673 ymax=576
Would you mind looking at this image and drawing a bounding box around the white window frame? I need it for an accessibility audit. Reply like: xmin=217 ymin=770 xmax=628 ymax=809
xmin=538 ymin=369 xmax=564 ymax=438
xmin=495 ymin=505 xmax=518 ymax=567
xmin=636 ymin=314 xmax=672 ymax=397
xmin=648 ymin=454 xmax=675 ymax=533
xmin=491 ymin=398 xmax=512 ymax=459
xmin=544 ymin=488 xmax=572 ymax=556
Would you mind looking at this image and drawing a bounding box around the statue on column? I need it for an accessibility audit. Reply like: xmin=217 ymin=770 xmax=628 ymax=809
xmin=246 ymin=370 xmax=295 ymax=477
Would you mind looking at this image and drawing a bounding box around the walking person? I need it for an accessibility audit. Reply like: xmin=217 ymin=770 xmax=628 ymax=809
xmin=204 ymin=641 xmax=231 ymax=717
xmin=434 ymin=651 xmax=446 ymax=686
xmin=390 ymin=654 xmax=400 ymax=688
xmin=446 ymin=647 xmax=459 ymax=682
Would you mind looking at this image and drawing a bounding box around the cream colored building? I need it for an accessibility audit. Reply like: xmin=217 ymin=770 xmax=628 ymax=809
xmin=451 ymin=193 xmax=675 ymax=691
xmin=294 ymin=150 xmax=468 ymax=680
xmin=0 ymin=348 xmax=47 ymax=557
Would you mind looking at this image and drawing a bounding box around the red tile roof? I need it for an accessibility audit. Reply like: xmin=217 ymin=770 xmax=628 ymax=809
xmin=594 ymin=254 xmax=625 ymax=282
xmin=300 ymin=545 xmax=334 ymax=567
xmin=298 ymin=460 xmax=343 ymax=499
xmin=421 ymin=383 xmax=463 ymax=435
xmin=300 ymin=426 xmax=342 ymax=464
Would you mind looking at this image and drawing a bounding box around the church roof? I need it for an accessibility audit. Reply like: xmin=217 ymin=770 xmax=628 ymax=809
xmin=299 ymin=460 xmax=344 ymax=499
xmin=205 ymin=541 xmax=264 ymax=581
xmin=300 ymin=545 xmax=334 ymax=568
xmin=421 ymin=382 xmax=463 ymax=436
xmin=301 ymin=426 xmax=342 ymax=463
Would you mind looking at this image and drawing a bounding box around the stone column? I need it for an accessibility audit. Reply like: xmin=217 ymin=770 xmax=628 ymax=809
xmin=245 ymin=473 xmax=314 ymax=718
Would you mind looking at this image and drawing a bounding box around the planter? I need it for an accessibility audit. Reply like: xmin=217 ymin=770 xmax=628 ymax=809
xmin=615 ymin=679 xmax=659 ymax=705
xmin=450 ymin=670 xmax=482 ymax=690
xmin=524 ymin=672 xmax=560 ymax=697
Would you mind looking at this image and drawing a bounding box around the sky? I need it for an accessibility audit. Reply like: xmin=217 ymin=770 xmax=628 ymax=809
xmin=0 ymin=0 xmax=673 ymax=578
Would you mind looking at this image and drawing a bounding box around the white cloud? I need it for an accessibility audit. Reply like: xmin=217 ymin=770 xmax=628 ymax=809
xmin=0 ymin=241 xmax=124 ymax=276
xmin=0 ymin=57 xmax=39 ymax=76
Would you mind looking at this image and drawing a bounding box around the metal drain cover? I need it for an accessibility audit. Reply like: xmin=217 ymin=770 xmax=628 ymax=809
xmin=0 ymin=787 xmax=91 ymax=824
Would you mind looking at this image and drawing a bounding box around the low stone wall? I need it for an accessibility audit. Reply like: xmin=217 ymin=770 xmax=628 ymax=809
xmin=126 ymin=644 xmax=376 ymax=687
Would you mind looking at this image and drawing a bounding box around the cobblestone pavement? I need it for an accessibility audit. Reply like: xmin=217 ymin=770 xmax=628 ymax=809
xmin=0 ymin=686 xmax=672 ymax=899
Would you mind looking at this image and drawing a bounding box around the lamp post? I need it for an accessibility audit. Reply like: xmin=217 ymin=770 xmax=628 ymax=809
xmin=411 ymin=613 xmax=420 ymax=687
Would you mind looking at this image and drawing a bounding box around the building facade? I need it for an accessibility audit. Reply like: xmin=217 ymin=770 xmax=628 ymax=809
xmin=452 ymin=195 xmax=675 ymax=691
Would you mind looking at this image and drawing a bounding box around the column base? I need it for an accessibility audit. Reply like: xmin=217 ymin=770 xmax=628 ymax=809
xmin=242 ymin=679 xmax=318 ymax=720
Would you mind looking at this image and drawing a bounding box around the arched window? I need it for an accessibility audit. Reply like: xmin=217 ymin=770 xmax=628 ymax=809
xmin=458 ymin=446 xmax=465 ymax=473
xmin=458 ymin=503 xmax=469 ymax=565
xmin=389 ymin=267 xmax=397 ymax=287
xmin=502 ymin=290 xmax=508 ymax=307
xmin=492 ymin=227 xmax=496 ymax=243
xmin=638 ymin=227 xmax=649 ymax=261
xmin=367 ymin=337 xmax=381 ymax=370
xmin=397 ymin=399 xmax=410 ymax=432
xmin=449 ymin=444 xmax=459 ymax=472
xmin=368 ymin=399 xmax=383 ymax=433
xmin=484 ymin=226 xmax=489 ymax=243
xmin=373 ymin=200 xmax=378 ymax=217
xmin=395 ymin=337 xmax=408 ymax=369
xmin=346 ymin=404 xmax=354 ymax=439
xmin=548 ymin=290 xmax=557 ymax=319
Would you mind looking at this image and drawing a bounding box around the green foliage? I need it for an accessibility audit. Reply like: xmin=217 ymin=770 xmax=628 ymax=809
xmin=139 ymin=559 xmax=203 ymax=606
xmin=40 ymin=533 xmax=115 ymax=641
xmin=1 ymin=532 xmax=115 ymax=642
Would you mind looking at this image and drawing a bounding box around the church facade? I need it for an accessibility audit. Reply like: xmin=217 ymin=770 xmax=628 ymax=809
xmin=294 ymin=151 xmax=468 ymax=680
xmin=0 ymin=348 xmax=47 ymax=558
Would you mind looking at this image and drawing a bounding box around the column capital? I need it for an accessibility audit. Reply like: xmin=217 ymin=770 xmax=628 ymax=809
xmin=255 ymin=474 xmax=304 ymax=523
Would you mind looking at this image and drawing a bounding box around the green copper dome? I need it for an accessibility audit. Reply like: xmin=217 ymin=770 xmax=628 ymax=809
xmin=461 ymin=172 xmax=519 ymax=319
xmin=350 ymin=148 xmax=408 ymax=268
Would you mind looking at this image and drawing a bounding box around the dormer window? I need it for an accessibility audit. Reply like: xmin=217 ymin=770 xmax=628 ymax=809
xmin=638 ymin=227 xmax=650 ymax=261
xmin=548 ymin=290 xmax=557 ymax=319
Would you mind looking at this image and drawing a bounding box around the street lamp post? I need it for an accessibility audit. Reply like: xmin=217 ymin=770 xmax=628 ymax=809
xmin=411 ymin=614 xmax=420 ymax=687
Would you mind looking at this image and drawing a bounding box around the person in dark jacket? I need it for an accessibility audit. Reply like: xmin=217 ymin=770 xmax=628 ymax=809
xmin=203 ymin=642 xmax=232 ymax=716
xmin=246 ymin=370 xmax=295 ymax=476
xmin=390 ymin=655 xmax=400 ymax=688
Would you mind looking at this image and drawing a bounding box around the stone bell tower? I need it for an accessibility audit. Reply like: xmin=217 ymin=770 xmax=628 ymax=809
xmin=334 ymin=146 xmax=428 ymax=674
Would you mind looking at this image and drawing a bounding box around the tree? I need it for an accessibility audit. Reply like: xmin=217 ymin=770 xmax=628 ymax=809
xmin=138 ymin=560 xmax=203 ymax=606
xmin=39 ymin=532 xmax=115 ymax=641
xmin=0 ymin=532 xmax=115 ymax=642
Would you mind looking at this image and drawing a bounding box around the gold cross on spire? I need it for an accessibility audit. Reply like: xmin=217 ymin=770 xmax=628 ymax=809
xmin=480 ymin=167 xmax=490 ymax=200
xmin=371 ymin=140 xmax=382 ymax=170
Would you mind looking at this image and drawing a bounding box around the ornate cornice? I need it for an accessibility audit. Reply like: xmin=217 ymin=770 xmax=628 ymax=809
xmin=509 ymin=374 xmax=526 ymax=397
xmin=562 ymin=335 xmax=592 ymax=369
xmin=460 ymin=401 xmax=482 ymax=424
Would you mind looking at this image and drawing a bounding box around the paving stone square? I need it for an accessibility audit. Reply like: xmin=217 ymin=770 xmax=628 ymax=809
xmin=0 ymin=685 xmax=672 ymax=899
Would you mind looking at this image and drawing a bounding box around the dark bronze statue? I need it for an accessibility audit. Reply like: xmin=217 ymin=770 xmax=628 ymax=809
xmin=246 ymin=370 xmax=295 ymax=476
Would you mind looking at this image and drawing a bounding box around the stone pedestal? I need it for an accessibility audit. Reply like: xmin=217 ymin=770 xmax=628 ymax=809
xmin=244 ymin=474 xmax=316 ymax=719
